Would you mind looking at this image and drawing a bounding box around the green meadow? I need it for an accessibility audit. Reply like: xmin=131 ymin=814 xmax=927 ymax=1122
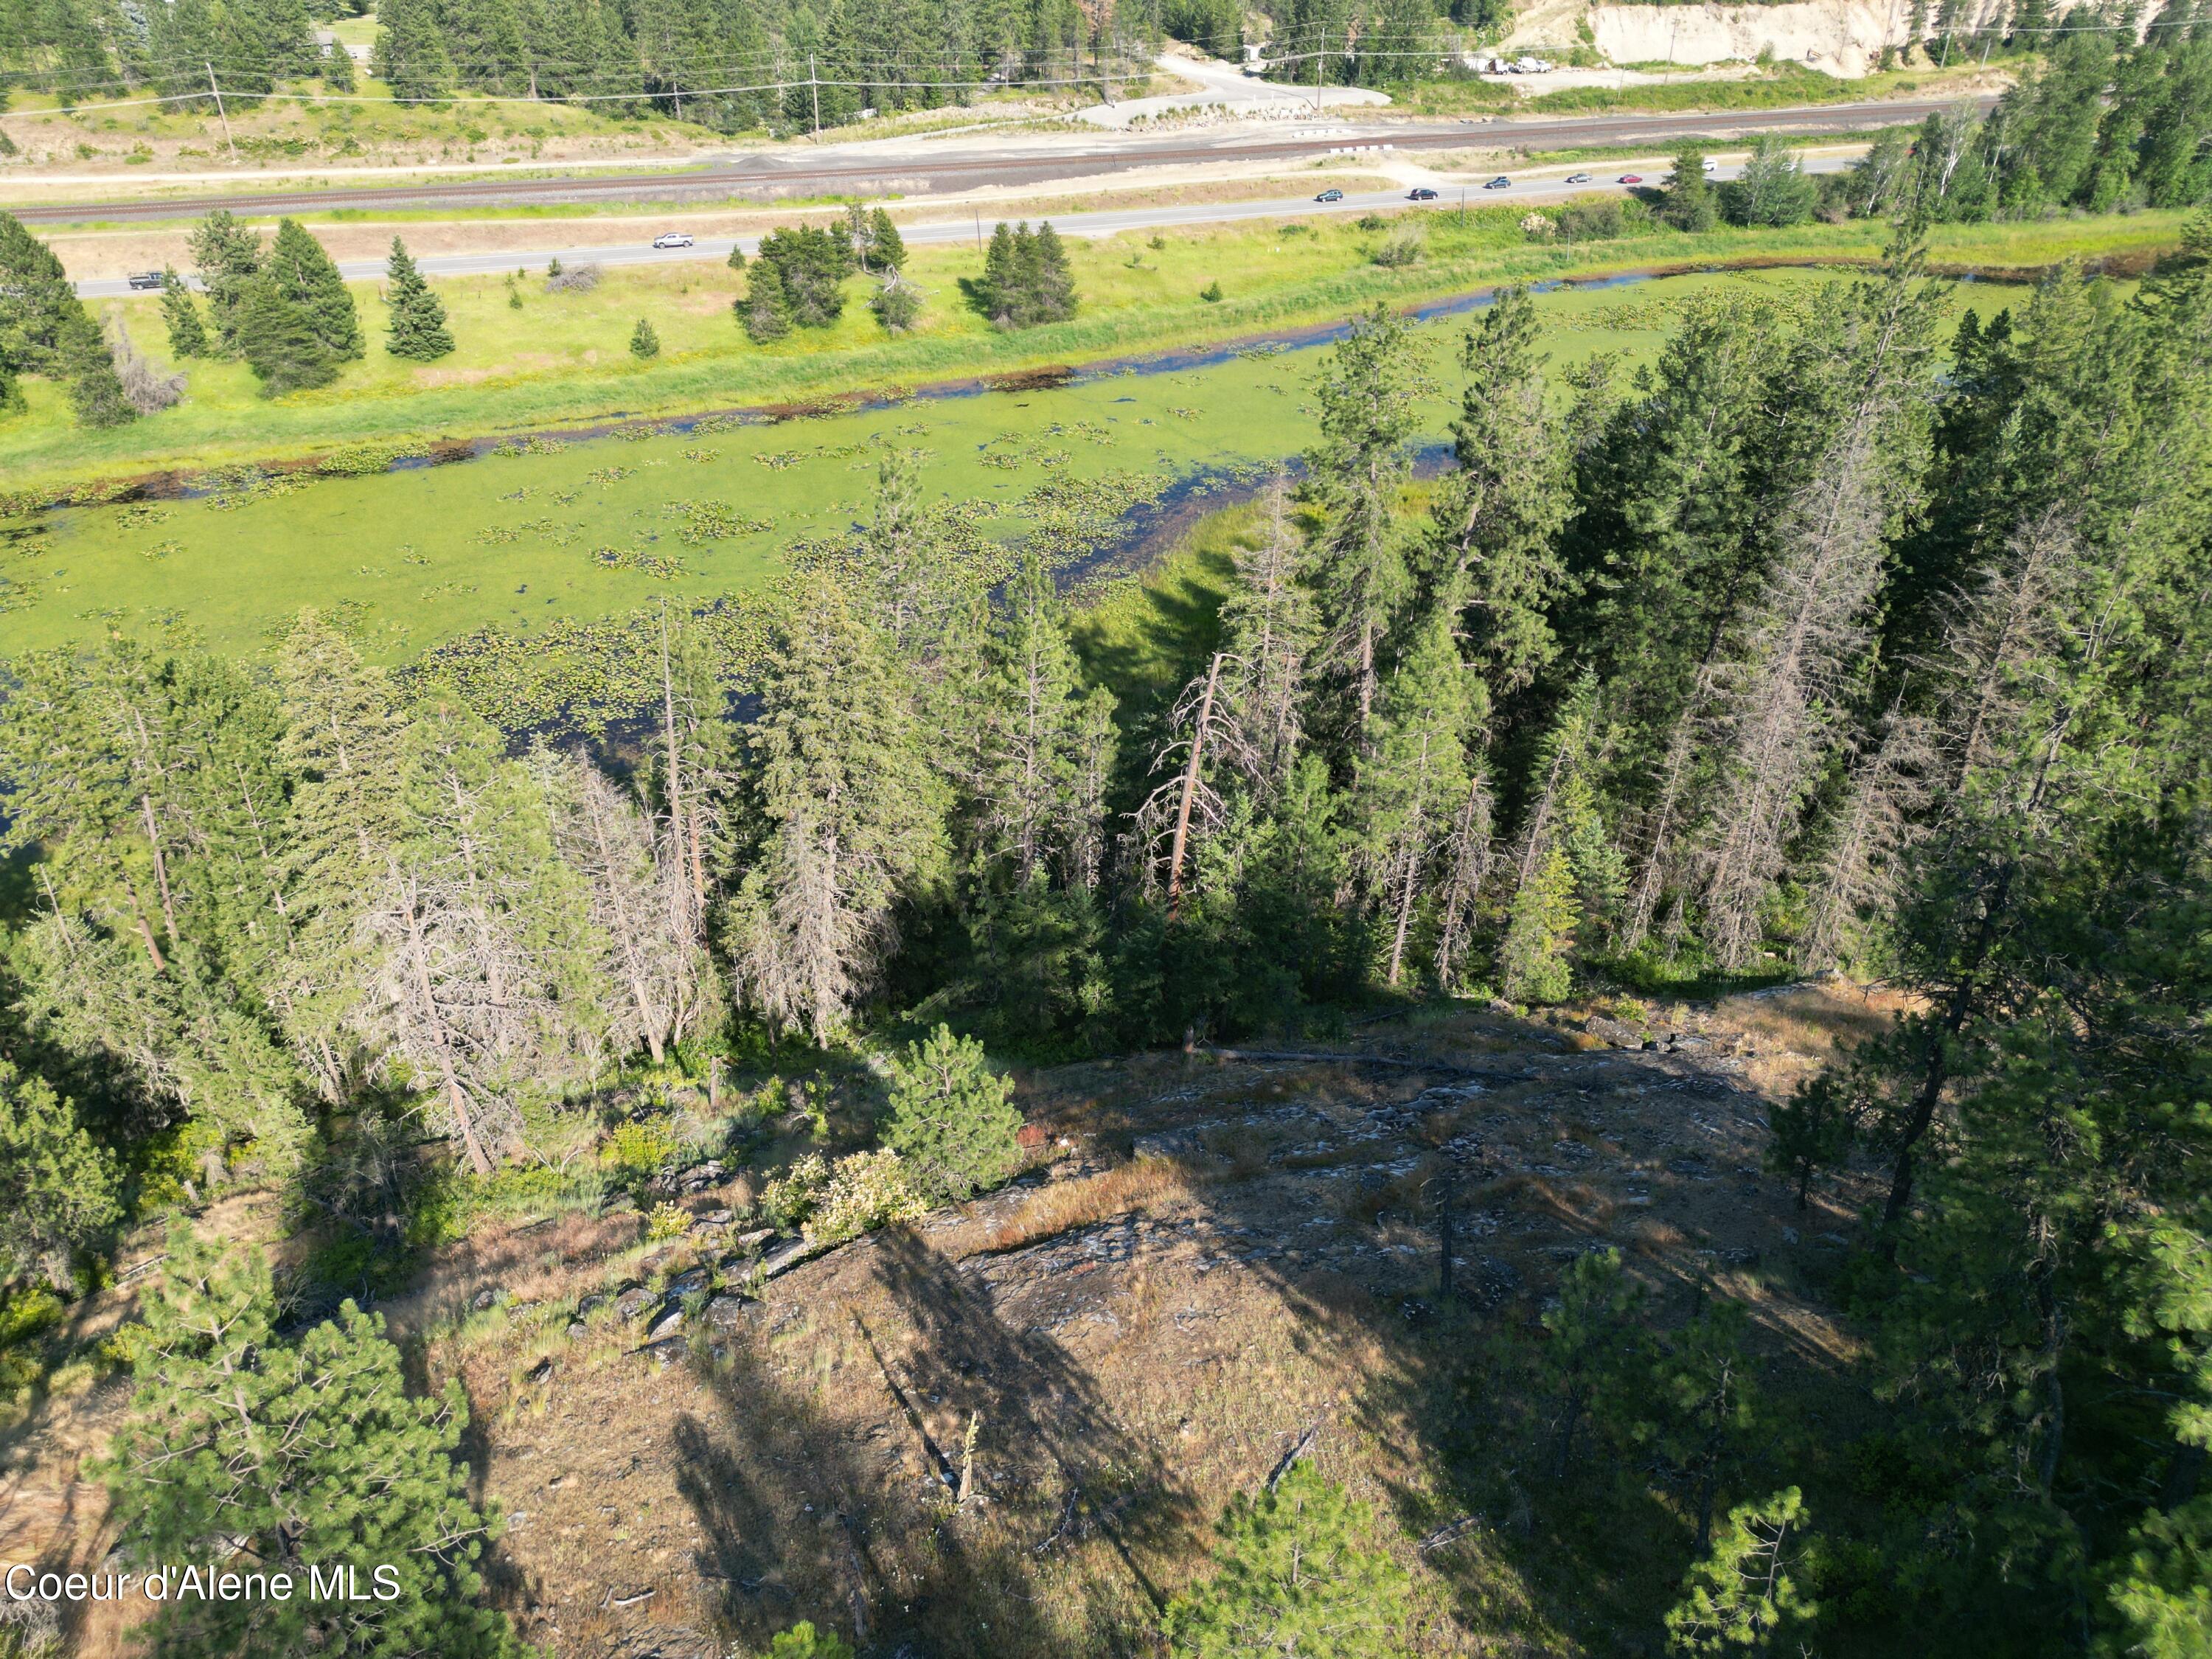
xmin=4 ymin=206 xmax=2185 ymax=498
xmin=2 ymin=266 xmax=2025 ymax=686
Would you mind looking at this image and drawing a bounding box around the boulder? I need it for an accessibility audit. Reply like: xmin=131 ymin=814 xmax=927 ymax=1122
xmin=1582 ymin=1015 xmax=1642 ymax=1048
xmin=599 ymin=1192 xmax=639 ymax=1217
xmin=733 ymin=1227 xmax=776 ymax=1255
xmin=703 ymin=1293 xmax=757 ymax=1330
xmin=470 ymin=1286 xmax=507 ymax=1313
xmin=613 ymin=1285 xmax=655 ymax=1321
xmin=667 ymin=1267 xmax=711 ymax=1297
xmin=759 ymin=1237 xmax=818 ymax=1279
xmin=645 ymin=1304 xmax=686 ymax=1342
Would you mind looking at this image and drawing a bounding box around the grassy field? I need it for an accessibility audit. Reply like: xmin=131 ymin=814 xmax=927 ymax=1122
xmin=1393 ymin=58 xmax=2002 ymax=117
xmin=2 ymin=265 xmax=2041 ymax=676
xmin=4 ymin=205 xmax=2185 ymax=502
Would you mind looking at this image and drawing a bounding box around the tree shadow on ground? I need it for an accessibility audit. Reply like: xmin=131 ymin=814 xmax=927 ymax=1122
xmin=673 ymin=1228 xmax=1193 ymax=1658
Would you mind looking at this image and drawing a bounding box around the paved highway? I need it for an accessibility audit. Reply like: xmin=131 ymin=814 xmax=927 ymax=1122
xmin=26 ymin=96 xmax=1967 ymax=227
xmin=72 ymin=156 xmax=1862 ymax=298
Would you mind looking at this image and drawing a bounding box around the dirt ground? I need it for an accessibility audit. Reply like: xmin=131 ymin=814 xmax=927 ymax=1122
xmin=0 ymin=981 xmax=1905 ymax=1659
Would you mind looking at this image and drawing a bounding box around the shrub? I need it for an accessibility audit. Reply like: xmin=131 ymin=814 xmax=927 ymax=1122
xmin=769 ymin=1623 xmax=854 ymax=1659
xmin=869 ymin=274 xmax=922 ymax=333
xmin=628 ymin=316 xmax=660 ymax=359
xmin=1200 ymin=279 xmax=1222 ymax=302
xmin=1371 ymin=225 xmax=1424 ymax=267
xmin=883 ymin=1025 xmax=1023 ymax=1203
xmin=1557 ymin=198 xmax=1625 ymax=241
xmin=644 ymin=1200 xmax=689 ymax=1242
xmin=762 ymin=1152 xmax=831 ymax=1230
xmin=605 ymin=1119 xmax=678 ymax=1179
xmin=801 ymin=1150 xmax=925 ymax=1245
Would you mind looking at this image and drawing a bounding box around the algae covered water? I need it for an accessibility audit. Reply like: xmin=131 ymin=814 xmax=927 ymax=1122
xmin=0 ymin=268 xmax=2000 ymax=684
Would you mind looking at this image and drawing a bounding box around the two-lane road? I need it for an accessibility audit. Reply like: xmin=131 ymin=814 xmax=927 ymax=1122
xmin=73 ymin=156 xmax=1861 ymax=299
xmin=24 ymin=95 xmax=1968 ymax=229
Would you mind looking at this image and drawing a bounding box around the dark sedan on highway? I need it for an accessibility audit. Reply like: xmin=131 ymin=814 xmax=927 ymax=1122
xmin=1484 ymin=176 xmax=1512 ymax=189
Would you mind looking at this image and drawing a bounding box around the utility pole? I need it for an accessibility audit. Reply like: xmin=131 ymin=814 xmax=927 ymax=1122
xmin=206 ymin=61 xmax=238 ymax=162
xmin=973 ymin=209 xmax=982 ymax=251
xmin=808 ymin=52 xmax=821 ymax=134
xmin=1312 ymin=27 xmax=1325 ymax=115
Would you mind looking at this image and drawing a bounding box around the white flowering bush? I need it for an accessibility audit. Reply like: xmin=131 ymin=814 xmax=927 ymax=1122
xmin=801 ymin=1150 xmax=927 ymax=1245
xmin=762 ymin=1152 xmax=831 ymax=1231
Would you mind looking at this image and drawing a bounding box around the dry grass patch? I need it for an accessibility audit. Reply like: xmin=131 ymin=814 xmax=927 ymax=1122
xmin=975 ymin=1160 xmax=1186 ymax=1255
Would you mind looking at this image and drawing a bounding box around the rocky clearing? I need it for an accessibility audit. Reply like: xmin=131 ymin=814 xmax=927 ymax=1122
xmin=2 ymin=982 xmax=1902 ymax=1658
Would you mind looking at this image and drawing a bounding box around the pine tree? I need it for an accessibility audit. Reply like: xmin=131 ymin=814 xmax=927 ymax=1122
xmin=1497 ymin=843 xmax=1577 ymax=1004
xmin=1694 ymin=253 xmax=1943 ymax=967
xmin=101 ymin=1223 xmax=527 ymax=1659
xmin=0 ymin=1059 xmax=119 ymax=1289
xmin=1658 ymin=1300 xmax=1759 ymax=1551
xmin=234 ymin=278 xmax=340 ymax=397
xmin=869 ymin=206 xmax=907 ymax=271
xmin=532 ymin=747 xmax=712 ymax=1067
xmin=372 ymin=0 xmax=456 ymax=102
xmin=742 ymin=257 xmax=792 ymax=341
xmin=322 ymin=37 xmax=358 ymax=91
xmin=1304 ymin=304 xmax=1427 ymax=751
xmin=1165 ymin=1461 xmax=1411 ymax=1658
xmin=65 ymin=313 xmax=136 ymax=426
xmin=159 ymin=268 xmax=209 ymax=358
xmin=723 ymin=580 xmax=948 ymax=1043
xmin=0 ymin=212 xmax=136 ymax=426
xmin=185 ymin=209 xmax=262 ymax=356
xmin=383 ymin=238 xmax=453 ymax=361
xmin=267 ymin=218 xmax=362 ymax=360
xmin=1495 ymin=675 xmax=1619 ymax=1000
xmin=1539 ymin=1248 xmax=1649 ymax=1478
xmin=1427 ymin=282 xmax=1572 ymax=697
xmin=1663 ymin=146 xmax=1719 ymax=231
xmin=1352 ymin=594 xmax=1481 ymax=987
xmin=882 ymin=1023 xmax=1023 ymax=1202
xmin=1665 ymin=1489 xmax=1815 ymax=1655
xmin=972 ymin=550 xmax=1106 ymax=888
xmin=629 ymin=315 xmax=660 ymax=358
xmin=1029 ymin=220 xmax=1077 ymax=321
xmin=981 ymin=221 xmax=1021 ymax=324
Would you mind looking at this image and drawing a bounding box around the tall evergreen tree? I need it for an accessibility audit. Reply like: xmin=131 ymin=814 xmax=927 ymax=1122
xmin=372 ymin=0 xmax=456 ymax=100
xmin=1304 ymin=303 xmax=1427 ymax=753
xmin=383 ymin=238 xmax=453 ymax=361
xmin=0 ymin=1059 xmax=118 ymax=1290
xmin=1351 ymin=592 xmax=1481 ymax=987
xmin=723 ymin=580 xmax=949 ymax=1043
xmin=1427 ymin=283 xmax=1572 ymax=699
xmin=185 ymin=209 xmax=263 ymax=358
xmin=268 ymin=218 xmax=363 ymax=361
xmin=234 ymin=278 xmax=340 ymax=397
xmin=159 ymin=268 xmax=210 ymax=359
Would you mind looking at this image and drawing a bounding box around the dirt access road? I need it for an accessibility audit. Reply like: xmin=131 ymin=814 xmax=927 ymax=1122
xmin=13 ymin=95 xmax=1983 ymax=227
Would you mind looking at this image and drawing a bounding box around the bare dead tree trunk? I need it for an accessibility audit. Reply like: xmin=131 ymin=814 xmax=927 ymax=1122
xmin=1166 ymin=653 xmax=1225 ymax=917
xmin=396 ymin=875 xmax=495 ymax=1178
